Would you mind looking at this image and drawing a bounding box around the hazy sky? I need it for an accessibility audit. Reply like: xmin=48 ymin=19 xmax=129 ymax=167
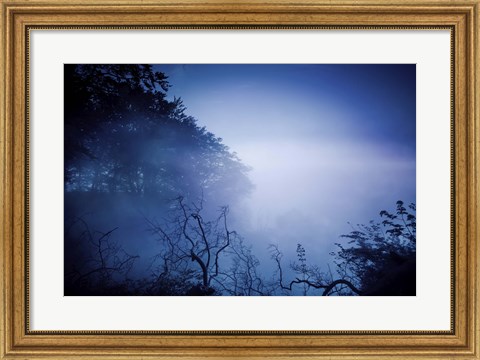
xmin=153 ymin=64 xmax=416 ymax=266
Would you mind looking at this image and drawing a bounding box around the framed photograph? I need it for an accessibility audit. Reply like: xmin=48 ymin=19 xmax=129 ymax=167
xmin=1 ymin=0 xmax=478 ymax=358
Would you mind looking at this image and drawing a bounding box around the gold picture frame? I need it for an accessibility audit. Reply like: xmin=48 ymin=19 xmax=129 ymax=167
xmin=1 ymin=0 xmax=479 ymax=358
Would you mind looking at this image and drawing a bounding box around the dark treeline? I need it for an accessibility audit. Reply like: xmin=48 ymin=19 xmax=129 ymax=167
xmin=64 ymin=64 xmax=252 ymax=202
xmin=64 ymin=64 xmax=415 ymax=296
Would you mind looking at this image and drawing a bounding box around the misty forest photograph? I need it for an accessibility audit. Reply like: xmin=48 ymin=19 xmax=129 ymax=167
xmin=64 ymin=64 xmax=416 ymax=297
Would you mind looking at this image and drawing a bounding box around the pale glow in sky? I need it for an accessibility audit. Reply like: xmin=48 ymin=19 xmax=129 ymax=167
xmin=157 ymin=64 xmax=416 ymax=263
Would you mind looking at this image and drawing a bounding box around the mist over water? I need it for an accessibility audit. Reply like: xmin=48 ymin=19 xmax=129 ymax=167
xmin=64 ymin=64 xmax=416 ymax=296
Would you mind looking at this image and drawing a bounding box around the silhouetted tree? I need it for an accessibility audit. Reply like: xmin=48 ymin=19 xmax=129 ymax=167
xmin=147 ymin=196 xmax=271 ymax=296
xmin=270 ymin=201 xmax=416 ymax=296
xmin=334 ymin=200 xmax=416 ymax=295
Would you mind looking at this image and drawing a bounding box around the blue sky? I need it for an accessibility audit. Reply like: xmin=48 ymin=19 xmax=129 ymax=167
xmin=153 ymin=64 xmax=416 ymax=265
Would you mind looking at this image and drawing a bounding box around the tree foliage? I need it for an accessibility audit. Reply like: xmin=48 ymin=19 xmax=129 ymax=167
xmin=334 ymin=200 xmax=416 ymax=295
xmin=64 ymin=64 xmax=252 ymax=204
xmin=270 ymin=201 xmax=416 ymax=296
